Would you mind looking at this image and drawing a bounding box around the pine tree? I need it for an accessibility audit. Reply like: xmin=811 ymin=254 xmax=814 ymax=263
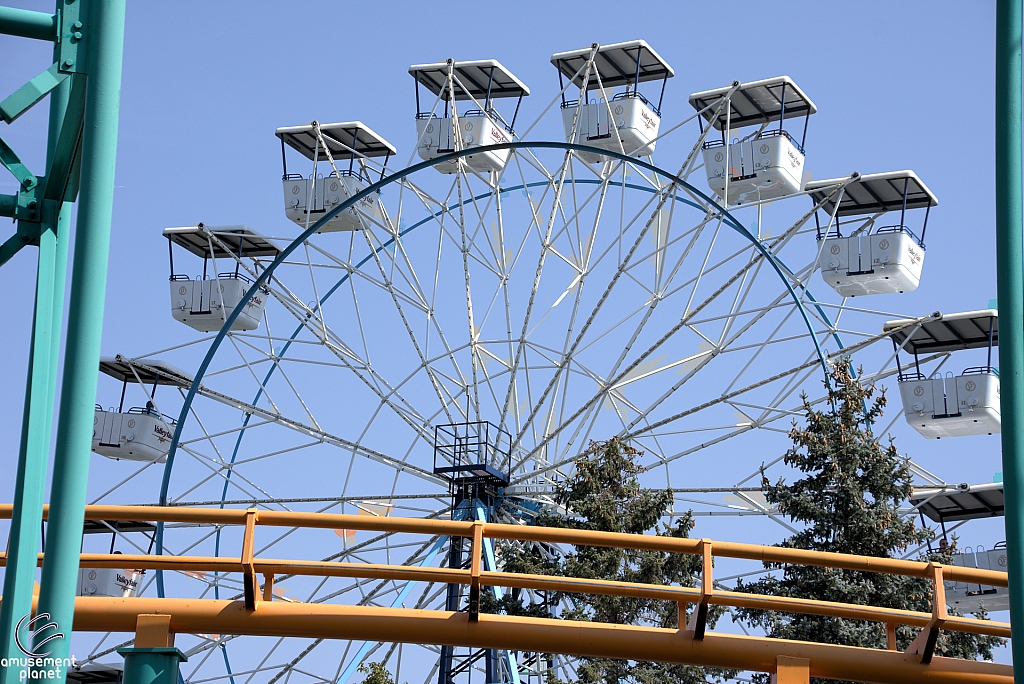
xmin=491 ymin=437 xmax=733 ymax=684
xmin=735 ymin=360 xmax=1004 ymax=683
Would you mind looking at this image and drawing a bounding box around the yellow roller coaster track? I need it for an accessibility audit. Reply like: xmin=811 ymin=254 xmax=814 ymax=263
xmin=0 ymin=505 xmax=1013 ymax=684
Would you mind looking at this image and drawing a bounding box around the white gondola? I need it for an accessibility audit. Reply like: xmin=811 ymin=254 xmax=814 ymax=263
xmin=164 ymin=224 xmax=279 ymax=332
xmin=911 ymin=481 xmax=1005 ymax=523
xmin=807 ymin=171 xmax=936 ymax=296
xmin=410 ymin=59 xmax=529 ymax=174
xmin=885 ymin=310 xmax=1000 ymax=439
xmin=945 ymin=543 xmax=1010 ymax=613
xmin=910 ymin=483 xmax=1008 ymax=612
xmin=276 ymin=121 xmax=395 ymax=232
xmin=93 ymin=355 xmax=192 ymax=463
xmin=550 ymin=40 xmax=673 ymax=163
xmin=77 ymin=567 xmax=143 ymax=598
xmin=690 ymin=77 xmax=816 ymax=205
xmin=76 ymin=518 xmax=155 ymax=598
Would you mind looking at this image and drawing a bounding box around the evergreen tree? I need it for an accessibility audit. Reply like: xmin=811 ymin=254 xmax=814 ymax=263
xmin=735 ymin=360 xmax=1003 ymax=683
xmin=491 ymin=437 xmax=733 ymax=684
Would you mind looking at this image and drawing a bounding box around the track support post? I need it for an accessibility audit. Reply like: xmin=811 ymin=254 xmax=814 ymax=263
xmin=906 ymin=564 xmax=947 ymax=664
xmin=771 ymin=656 xmax=809 ymax=684
xmin=468 ymin=521 xmax=483 ymax=622
xmin=242 ymin=508 xmax=260 ymax=610
xmin=118 ymin=614 xmax=186 ymax=684
xmin=685 ymin=539 xmax=713 ymax=639
xmin=885 ymin=623 xmax=897 ymax=651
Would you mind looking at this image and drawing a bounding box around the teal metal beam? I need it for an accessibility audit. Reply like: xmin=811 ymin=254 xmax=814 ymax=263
xmin=31 ymin=1 xmax=125 ymax=681
xmin=0 ymin=234 xmax=30 ymax=266
xmin=0 ymin=195 xmax=68 ymax=268
xmin=0 ymin=193 xmax=14 ymax=217
xmin=0 ymin=63 xmax=68 ymax=123
xmin=119 ymin=648 xmax=187 ymax=684
xmin=0 ymin=213 xmax=68 ymax=684
xmin=0 ymin=41 xmax=72 ymax=684
xmin=0 ymin=6 xmax=56 ymax=41
xmin=0 ymin=135 xmax=37 ymax=189
xmin=55 ymin=0 xmax=84 ymax=79
xmin=996 ymin=0 xmax=1024 ymax=671
xmin=0 ymin=221 xmax=43 ymax=267
xmin=42 ymin=74 xmax=85 ymax=202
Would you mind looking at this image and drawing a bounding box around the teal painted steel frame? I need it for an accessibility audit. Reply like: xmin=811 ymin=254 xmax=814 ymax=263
xmin=0 ymin=1 xmax=77 ymax=679
xmin=996 ymin=0 xmax=1024 ymax=669
xmin=119 ymin=648 xmax=187 ymax=684
xmin=0 ymin=6 xmax=56 ymax=41
xmin=30 ymin=1 xmax=126 ymax=681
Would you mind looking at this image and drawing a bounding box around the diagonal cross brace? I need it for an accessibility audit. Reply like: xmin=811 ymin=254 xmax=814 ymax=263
xmin=43 ymin=73 xmax=86 ymax=202
xmin=0 ymin=62 xmax=69 ymax=124
xmin=0 ymin=134 xmax=37 ymax=189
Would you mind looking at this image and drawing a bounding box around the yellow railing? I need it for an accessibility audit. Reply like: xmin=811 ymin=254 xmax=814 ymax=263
xmin=0 ymin=504 xmax=1012 ymax=684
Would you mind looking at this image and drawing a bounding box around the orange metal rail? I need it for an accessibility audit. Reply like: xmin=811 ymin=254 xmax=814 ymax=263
xmin=0 ymin=504 xmax=1013 ymax=684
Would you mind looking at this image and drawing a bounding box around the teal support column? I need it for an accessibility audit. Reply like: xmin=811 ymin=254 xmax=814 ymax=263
xmin=0 ymin=124 xmax=71 ymax=684
xmin=0 ymin=10 xmax=72 ymax=681
xmin=996 ymin=0 xmax=1024 ymax=671
xmin=118 ymin=648 xmax=187 ymax=684
xmin=30 ymin=0 xmax=125 ymax=678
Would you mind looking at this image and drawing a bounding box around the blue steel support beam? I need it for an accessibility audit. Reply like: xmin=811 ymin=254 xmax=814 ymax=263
xmin=31 ymin=1 xmax=125 ymax=680
xmin=996 ymin=0 xmax=1024 ymax=671
xmin=334 ymin=536 xmax=449 ymax=684
xmin=0 ymin=6 xmax=56 ymax=41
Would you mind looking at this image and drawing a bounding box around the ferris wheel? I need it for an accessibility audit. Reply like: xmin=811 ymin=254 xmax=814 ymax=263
xmin=73 ymin=40 xmax=955 ymax=684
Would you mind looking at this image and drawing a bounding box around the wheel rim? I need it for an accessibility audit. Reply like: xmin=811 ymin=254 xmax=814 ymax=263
xmin=79 ymin=142 xmax=911 ymax=684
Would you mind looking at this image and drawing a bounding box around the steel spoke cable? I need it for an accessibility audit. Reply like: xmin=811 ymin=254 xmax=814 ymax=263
xmin=511 ymin=162 xmax=684 ymax=453
xmin=153 ymin=141 xmax=880 ymax=679
xmin=497 ymin=48 xmax=600 ymax=440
